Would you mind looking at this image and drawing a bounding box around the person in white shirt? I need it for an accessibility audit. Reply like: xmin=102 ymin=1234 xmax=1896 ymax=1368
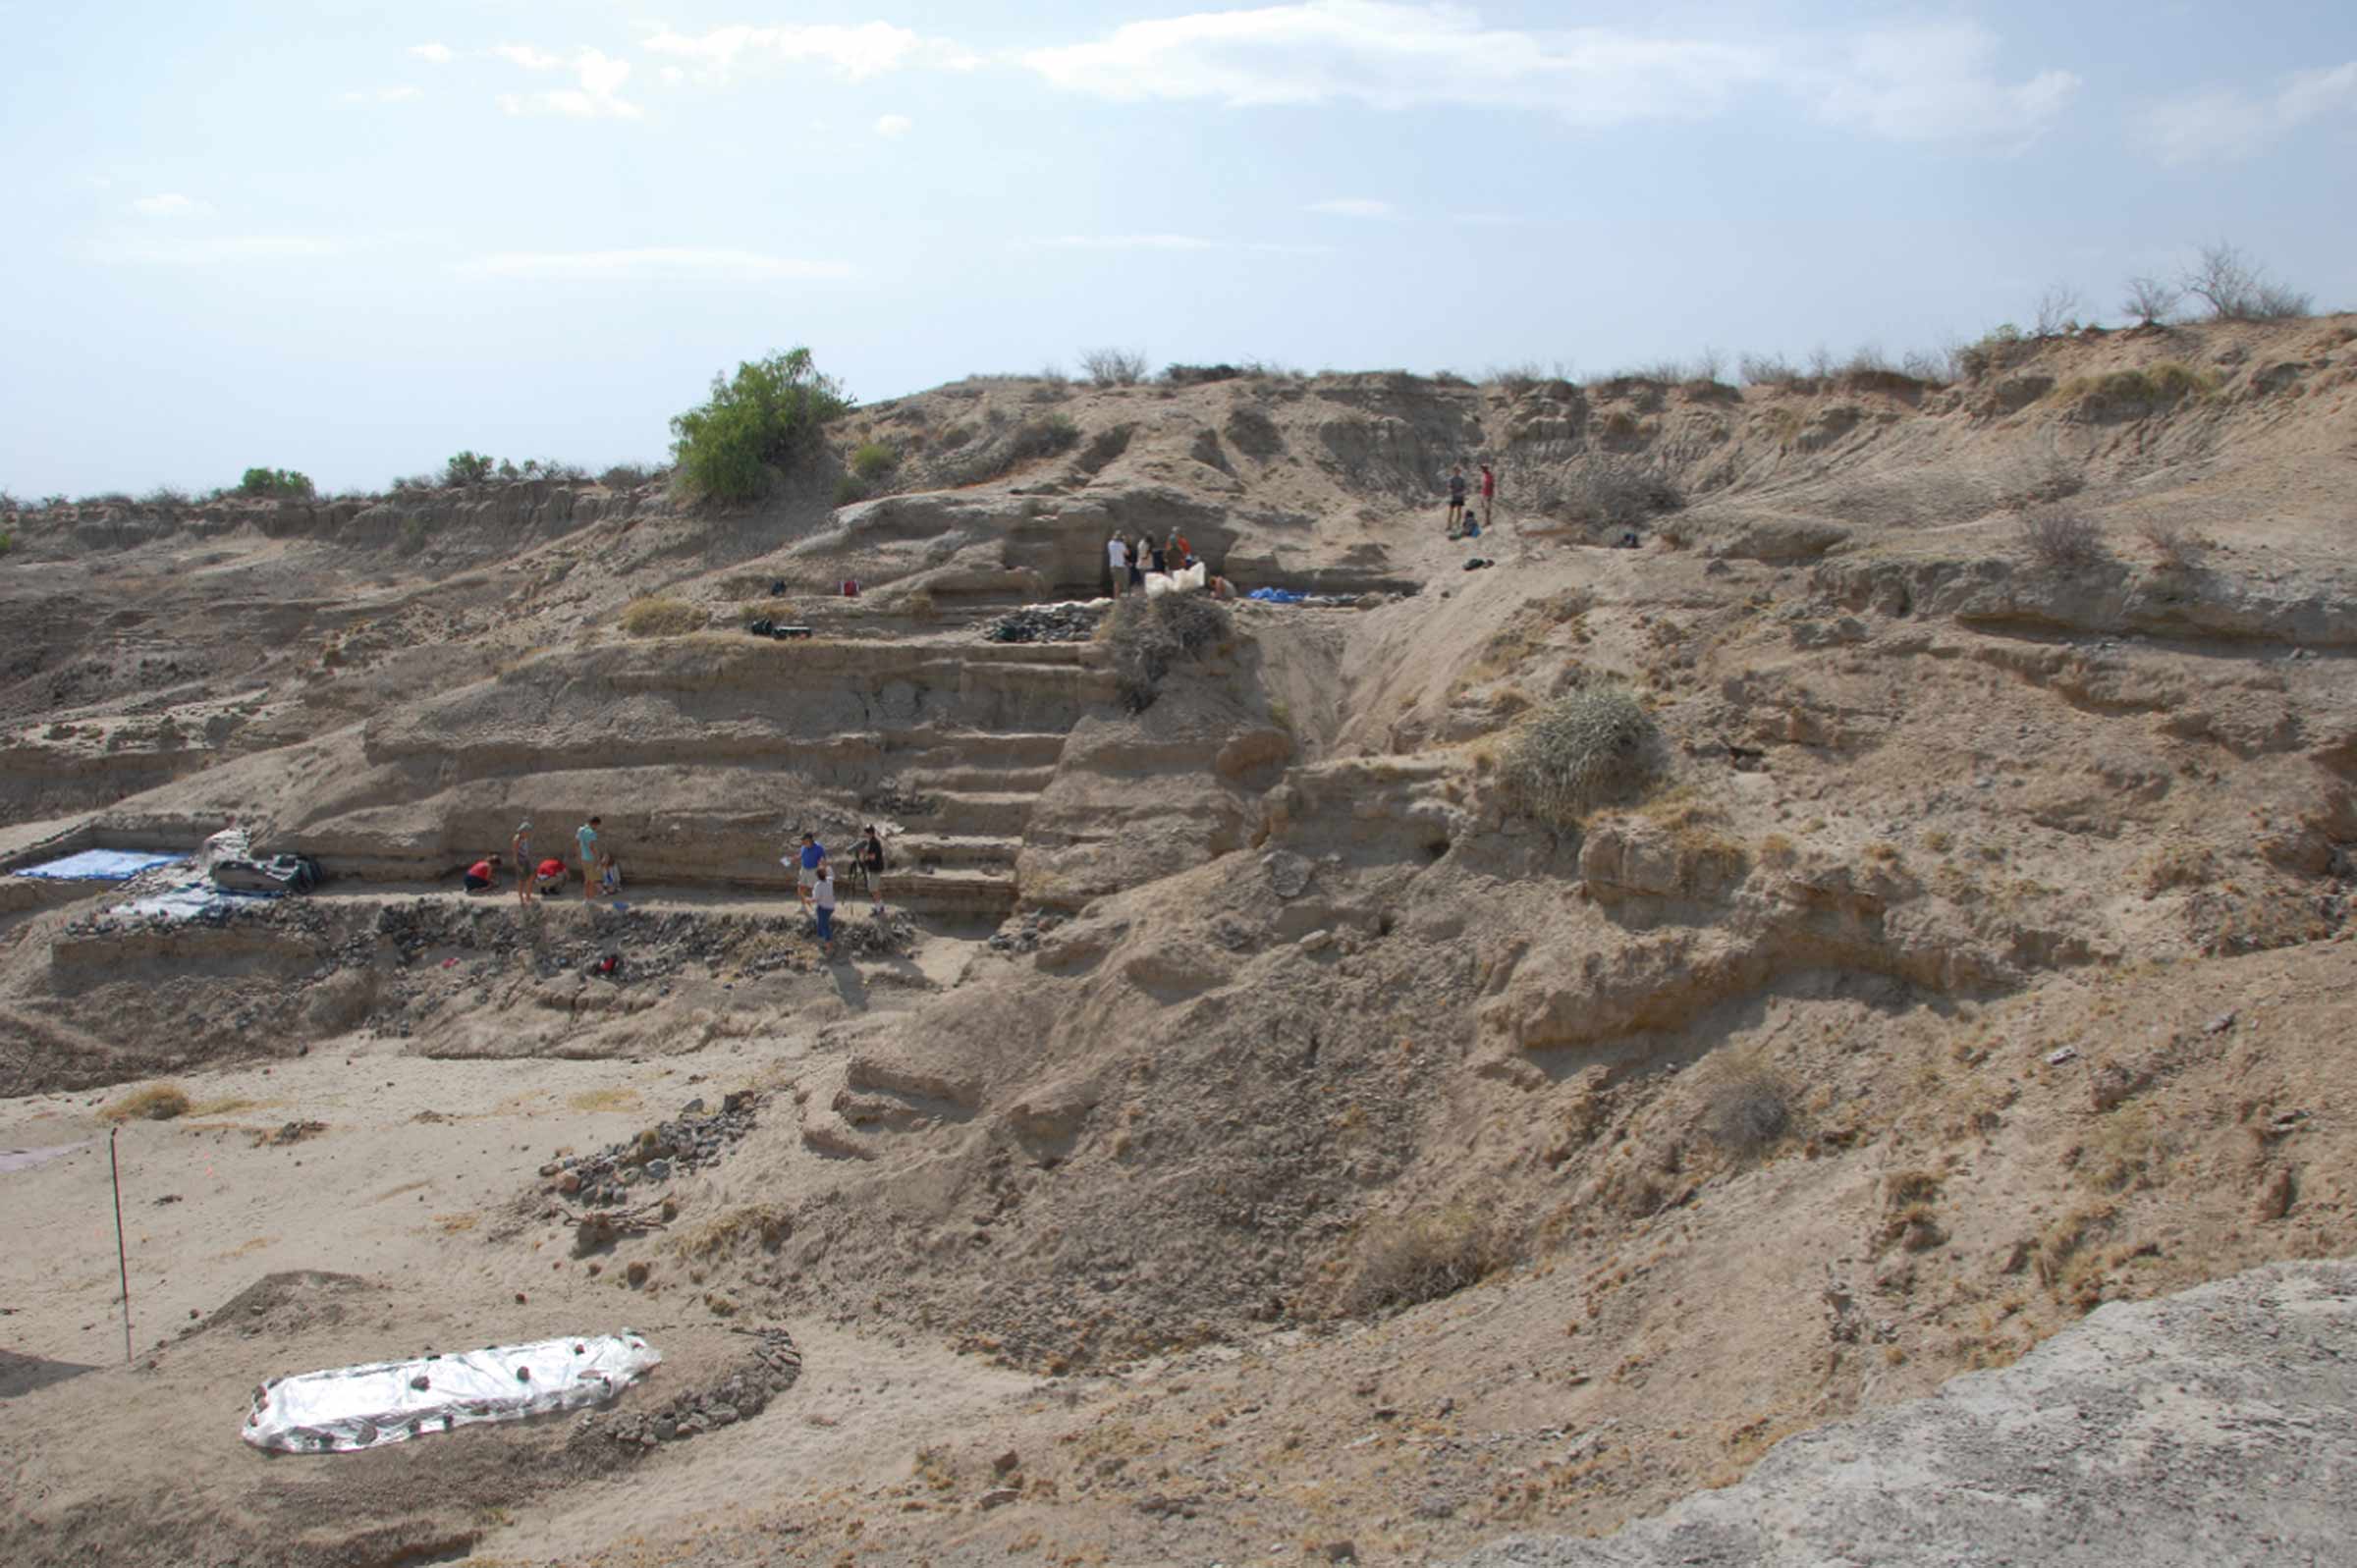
xmin=1107 ymin=532 xmax=1130 ymax=598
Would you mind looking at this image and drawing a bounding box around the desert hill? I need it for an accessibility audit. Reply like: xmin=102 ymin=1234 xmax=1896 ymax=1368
xmin=1 ymin=314 xmax=2354 ymax=1566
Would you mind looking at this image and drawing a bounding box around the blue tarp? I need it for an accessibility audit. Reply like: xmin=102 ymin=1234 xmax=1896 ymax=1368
xmin=1246 ymin=587 xmax=1306 ymax=605
xmin=14 ymin=848 xmax=189 ymax=883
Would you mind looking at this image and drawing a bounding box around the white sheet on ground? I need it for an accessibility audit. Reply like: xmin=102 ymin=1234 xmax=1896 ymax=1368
xmin=1143 ymin=562 xmax=1206 ymax=597
xmin=243 ymin=1331 xmax=662 ymax=1452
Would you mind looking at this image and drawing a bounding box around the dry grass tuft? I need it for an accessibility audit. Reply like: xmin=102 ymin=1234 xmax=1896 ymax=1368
xmin=676 ymin=1203 xmax=795 ymax=1259
xmin=104 ymin=1083 xmax=192 ymax=1121
xmin=1502 ymin=685 xmax=1660 ymax=828
xmin=1340 ymin=1206 xmax=1513 ymax=1317
xmin=620 ymin=597 xmax=707 ymax=637
xmin=2136 ymin=517 xmax=2205 ymax=573
xmin=1696 ymin=1050 xmax=1794 ymax=1156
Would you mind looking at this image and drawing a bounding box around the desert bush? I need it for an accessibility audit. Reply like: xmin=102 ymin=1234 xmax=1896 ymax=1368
xmin=850 ymin=442 xmax=899 ymax=481
xmin=1105 ymin=591 xmax=1230 ymax=712
xmin=524 ymin=458 xmax=588 ymax=482
xmin=2016 ymin=507 xmax=2107 ymax=573
xmin=832 ymin=476 xmax=870 ymax=506
xmin=1005 ymin=413 xmax=1080 ymax=462
xmin=1502 ymin=684 xmax=1660 ymax=827
xmin=140 ymin=485 xmax=192 ymax=508
xmin=389 ymin=471 xmax=440 ymax=494
xmin=621 ymin=596 xmax=707 ymax=636
xmin=2136 ymin=517 xmax=2204 ymax=572
xmin=1950 ymin=324 xmax=2025 ymax=381
xmin=1339 ymin=1205 xmax=1512 ymax=1317
xmin=1079 ymin=347 xmax=1148 ymax=387
xmin=598 ymin=462 xmax=659 ymax=489
xmin=1164 ymin=362 xmax=1243 ymax=385
xmin=1698 ymin=1055 xmax=1794 ymax=1155
xmin=2181 ymin=242 xmax=2311 ymax=321
xmin=105 ymin=1083 xmax=192 ymax=1121
xmin=2121 ymin=275 xmax=2181 ymax=326
xmin=670 ymin=347 xmax=852 ymax=504
xmin=2032 ymin=283 xmax=2084 ymax=339
xmin=443 ymin=451 xmax=496 ymax=486
xmin=1533 ymin=456 xmax=1683 ymax=530
xmin=238 ymin=466 xmax=315 ymax=499
xmin=1738 ymin=351 xmax=1804 ymax=387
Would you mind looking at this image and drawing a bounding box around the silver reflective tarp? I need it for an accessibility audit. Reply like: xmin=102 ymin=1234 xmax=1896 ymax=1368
xmin=242 ymin=1331 xmax=661 ymax=1452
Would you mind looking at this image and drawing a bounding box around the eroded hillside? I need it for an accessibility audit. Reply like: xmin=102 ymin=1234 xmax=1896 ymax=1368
xmin=2 ymin=316 xmax=2354 ymax=1567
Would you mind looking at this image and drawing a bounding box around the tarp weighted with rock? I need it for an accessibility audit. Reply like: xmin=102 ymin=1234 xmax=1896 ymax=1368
xmin=243 ymin=1331 xmax=662 ymax=1452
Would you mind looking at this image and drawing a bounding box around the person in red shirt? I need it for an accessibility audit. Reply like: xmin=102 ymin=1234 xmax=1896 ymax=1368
xmin=535 ymin=857 xmax=568 ymax=894
xmin=463 ymin=854 xmax=501 ymax=893
xmin=1479 ymin=463 xmax=1497 ymax=532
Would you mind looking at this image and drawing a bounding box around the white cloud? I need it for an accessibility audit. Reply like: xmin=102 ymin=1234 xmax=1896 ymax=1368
xmin=341 ymin=85 xmax=423 ymax=105
xmin=874 ymin=113 xmax=913 ymax=137
xmin=494 ymin=43 xmax=565 ymax=72
xmin=129 ymin=192 xmax=205 ymax=217
xmin=642 ymin=22 xmax=979 ymax=82
xmin=1021 ymin=3 xmax=2077 ymax=142
xmin=1306 ymin=196 xmax=1391 ymax=217
xmin=2141 ymin=60 xmax=2357 ymax=165
xmin=409 ymin=43 xmax=454 ymax=65
xmin=1028 ymin=234 xmax=1329 ymax=255
xmin=91 ymin=235 xmax=345 ymax=265
xmin=662 ymin=66 xmax=685 ymax=85
xmin=457 ymin=247 xmax=853 ymax=281
xmin=497 ymin=49 xmax=641 ymax=120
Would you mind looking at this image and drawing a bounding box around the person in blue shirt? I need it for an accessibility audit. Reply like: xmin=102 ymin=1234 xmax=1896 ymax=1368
xmin=576 ymin=816 xmax=601 ymax=902
xmin=795 ymin=832 xmax=827 ymax=913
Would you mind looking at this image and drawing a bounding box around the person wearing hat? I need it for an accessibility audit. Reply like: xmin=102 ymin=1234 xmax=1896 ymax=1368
xmin=511 ymin=821 xmax=535 ymax=905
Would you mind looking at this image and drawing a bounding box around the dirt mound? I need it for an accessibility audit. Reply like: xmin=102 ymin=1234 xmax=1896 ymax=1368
xmin=187 ymin=1271 xmax=375 ymax=1343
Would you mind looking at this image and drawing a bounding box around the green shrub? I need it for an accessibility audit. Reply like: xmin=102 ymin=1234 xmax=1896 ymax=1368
xmin=833 ymin=476 xmax=870 ymax=507
xmin=1339 ymin=1206 xmax=1512 ymax=1316
xmin=621 ymin=596 xmax=707 ymax=636
xmin=670 ymin=347 xmax=852 ymax=504
xmin=444 ymin=451 xmax=496 ymax=486
xmin=1006 ymin=413 xmax=1079 ymax=462
xmin=850 ymin=442 xmax=899 ymax=481
xmin=1106 ymin=592 xmax=1230 ymax=712
xmin=0 ymin=532 xmax=14 ymax=556
xmin=237 ymin=466 xmax=315 ymax=499
xmin=1503 ymin=685 xmax=1660 ymax=827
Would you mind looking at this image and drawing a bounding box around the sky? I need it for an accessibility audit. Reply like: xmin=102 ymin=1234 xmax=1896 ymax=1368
xmin=3 ymin=1 xmax=2353 ymax=496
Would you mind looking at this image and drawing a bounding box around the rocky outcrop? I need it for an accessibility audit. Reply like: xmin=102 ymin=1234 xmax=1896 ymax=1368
xmin=1453 ymin=1259 xmax=2357 ymax=1568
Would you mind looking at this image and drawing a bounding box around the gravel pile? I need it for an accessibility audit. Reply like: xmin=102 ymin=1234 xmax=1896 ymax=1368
xmin=580 ymin=1326 xmax=802 ymax=1450
xmin=982 ymin=603 xmax=1106 ymax=643
xmin=542 ymin=1091 xmax=759 ymax=1207
xmin=986 ymin=909 xmax=1066 ymax=956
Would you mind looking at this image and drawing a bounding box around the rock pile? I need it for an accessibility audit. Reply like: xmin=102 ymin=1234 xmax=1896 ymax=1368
xmin=542 ymin=1090 xmax=760 ymax=1207
xmin=982 ymin=603 xmax=1106 ymax=643
xmin=580 ymin=1325 xmax=802 ymax=1450
xmin=985 ymin=909 xmax=1066 ymax=956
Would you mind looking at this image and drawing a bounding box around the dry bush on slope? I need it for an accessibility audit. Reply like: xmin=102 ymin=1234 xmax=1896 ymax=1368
xmin=104 ymin=1083 xmax=191 ymax=1121
xmin=1697 ymin=1052 xmax=1795 ymax=1157
xmin=2015 ymin=508 xmax=2109 ymax=575
xmin=1503 ymin=685 xmax=1660 ymax=828
xmin=621 ymin=597 xmax=707 ymax=636
xmin=1105 ymin=592 xmax=1230 ymax=712
xmin=1339 ymin=1206 xmax=1513 ymax=1317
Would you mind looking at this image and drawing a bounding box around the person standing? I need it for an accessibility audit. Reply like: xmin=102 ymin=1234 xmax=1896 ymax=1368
xmin=856 ymin=826 xmax=888 ymax=916
xmin=1127 ymin=533 xmax=1148 ymax=593
xmin=1445 ymin=463 xmax=1469 ymax=539
xmin=1107 ymin=532 xmax=1129 ymax=598
xmin=811 ymin=864 xmax=839 ymax=958
xmin=795 ymin=832 xmax=827 ymax=912
xmin=576 ymin=816 xmax=602 ymax=902
xmin=512 ymin=820 xmax=535 ymax=905
xmin=1479 ymin=462 xmax=1497 ymax=533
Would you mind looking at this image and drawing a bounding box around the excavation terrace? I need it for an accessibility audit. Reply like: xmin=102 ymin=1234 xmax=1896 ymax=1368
xmin=4 ymin=322 xmax=2357 ymax=1568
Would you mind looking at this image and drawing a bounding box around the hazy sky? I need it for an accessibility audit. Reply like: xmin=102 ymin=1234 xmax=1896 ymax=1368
xmin=4 ymin=1 xmax=2352 ymax=495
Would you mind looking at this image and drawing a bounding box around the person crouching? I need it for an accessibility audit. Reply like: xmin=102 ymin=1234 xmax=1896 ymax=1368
xmin=463 ymin=853 xmax=502 ymax=894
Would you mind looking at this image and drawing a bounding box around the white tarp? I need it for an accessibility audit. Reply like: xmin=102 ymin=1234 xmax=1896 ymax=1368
xmin=1142 ymin=562 xmax=1208 ymax=597
xmin=243 ymin=1331 xmax=661 ymax=1453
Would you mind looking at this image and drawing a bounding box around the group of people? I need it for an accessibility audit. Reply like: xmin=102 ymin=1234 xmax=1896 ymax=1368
xmin=463 ymin=817 xmax=622 ymax=902
xmin=466 ymin=819 xmax=892 ymax=962
xmin=787 ymin=827 xmax=890 ymax=958
xmin=1446 ymin=461 xmax=1497 ymax=541
xmin=1106 ymin=526 xmax=1197 ymax=597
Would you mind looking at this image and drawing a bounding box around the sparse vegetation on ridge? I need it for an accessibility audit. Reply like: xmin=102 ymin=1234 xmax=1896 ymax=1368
xmin=671 ymin=346 xmax=852 ymax=504
xmin=620 ymin=596 xmax=707 ymax=636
